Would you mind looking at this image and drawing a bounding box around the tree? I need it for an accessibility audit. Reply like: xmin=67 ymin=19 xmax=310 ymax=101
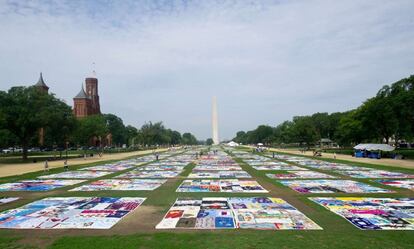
xmin=206 ymin=138 xmax=214 ymax=145
xmin=43 ymin=99 xmax=77 ymax=148
xmin=250 ymin=125 xmax=274 ymax=144
xmin=0 ymin=86 xmax=76 ymax=159
xmin=233 ymin=131 xmax=247 ymax=144
xmin=335 ymin=110 xmax=364 ymax=146
xmin=291 ymin=116 xmax=318 ymax=146
xmin=182 ymin=132 xmax=197 ymax=145
xmin=168 ymin=130 xmax=182 ymax=145
xmin=359 ymin=96 xmax=397 ymax=143
xmin=73 ymin=115 xmax=108 ymax=147
xmin=103 ymin=114 xmax=127 ymax=146
xmin=125 ymin=125 xmax=138 ymax=146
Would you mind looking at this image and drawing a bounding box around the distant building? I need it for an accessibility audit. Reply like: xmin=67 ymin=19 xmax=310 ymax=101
xmin=34 ymin=72 xmax=49 ymax=93
xmin=31 ymin=72 xmax=111 ymax=147
xmin=73 ymin=73 xmax=101 ymax=118
xmin=33 ymin=73 xmax=49 ymax=145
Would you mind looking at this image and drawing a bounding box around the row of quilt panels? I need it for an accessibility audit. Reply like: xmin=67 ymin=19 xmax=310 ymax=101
xmin=2 ymin=179 xmax=412 ymax=192
xmin=0 ymin=151 xmax=198 ymax=192
xmin=156 ymin=197 xmax=321 ymax=230
xmin=1 ymin=196 xmax=412 ymax=230
xmin=274 ymin=154 xmax=414 ymax=179
xmin=156 ymin=197 xmax=414 ymax=230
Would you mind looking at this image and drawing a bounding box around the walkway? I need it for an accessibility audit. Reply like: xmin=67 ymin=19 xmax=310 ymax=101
xmin=266 ymin=147 xmax=414 ymax=169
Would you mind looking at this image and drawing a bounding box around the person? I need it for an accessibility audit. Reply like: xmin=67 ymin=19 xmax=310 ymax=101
xmin=64 ymin=160 xmax=69 ymax=171
xmin=155 ymin=152 xmax=159 ymax=161
xmin=44 ymin=160 xmax=49 ymax=172
xmin=333 ymin=152 xmax=337 ymax=159
xmin=272 ymin=152 xmax=275 ymax=158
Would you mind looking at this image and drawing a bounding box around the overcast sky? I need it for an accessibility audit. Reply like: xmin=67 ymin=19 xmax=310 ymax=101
xmin=1 ymin=0 xmax=414 ymax=140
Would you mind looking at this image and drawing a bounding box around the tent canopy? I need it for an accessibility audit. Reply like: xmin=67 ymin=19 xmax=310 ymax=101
xmin=227 ymin=141 xmax=239 ymax=147
xmin=354 ymin=144 xmax=395 ymax=152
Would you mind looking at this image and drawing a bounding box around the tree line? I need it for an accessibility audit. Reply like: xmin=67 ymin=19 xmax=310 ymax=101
xmin=0 ymin=86 xmax=199 ymax=159
xmin=233 ymin=75 xmax=414 ymax=147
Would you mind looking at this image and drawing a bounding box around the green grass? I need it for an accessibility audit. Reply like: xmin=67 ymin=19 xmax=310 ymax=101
xmin=0 ymin=147 xmax=414 ymax=249
xmin=46 ymin=231 xmax=414 ymax=249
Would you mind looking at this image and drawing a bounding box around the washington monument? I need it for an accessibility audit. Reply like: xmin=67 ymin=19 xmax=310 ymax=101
xmin=212 ymin=96 xmax=219 ymax=145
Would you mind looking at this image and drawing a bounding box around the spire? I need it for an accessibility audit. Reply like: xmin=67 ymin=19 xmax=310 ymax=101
xmin=74 ymin=84 xmax=88 ymax=99
xmin=34 ymin=72 xmax=49 ymax=89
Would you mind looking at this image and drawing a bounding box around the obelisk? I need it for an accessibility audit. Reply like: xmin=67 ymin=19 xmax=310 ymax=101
xmin=212 ymin=96 xmax=219 ymax=145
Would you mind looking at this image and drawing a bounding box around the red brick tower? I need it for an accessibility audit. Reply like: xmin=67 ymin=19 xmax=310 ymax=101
xmin=73 ymin=85 xmax=92 ymax=118
xmin=85 ymin=72 xmax=101 ymax=115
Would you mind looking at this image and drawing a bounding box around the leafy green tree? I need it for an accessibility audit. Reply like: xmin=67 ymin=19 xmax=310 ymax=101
xmin=0 ymin=86 xmax=76 ymax=159
xmin=168 ymin=129 xmax=182 ymax=145
xmin=73 ymin=115 xmax=108 ymax=147
xmin=205 ymin=138 xmax=214 ymax=145
xmin=335 ymin=110 xmax=364 ymax=146
xmin=103 ymin=114 xmax=127 ymax=146
xmin=291 ymin=116 xmax=318 ymax=146
xmin=233 ymin=131 xmax=247 ymax=144
xmin=125 ymin=125 xmax=138 ymax=146
xmin=182 ymin=132 xmax=197 ymax=145
xmin=359 ymin=96 xmax=397 ymax=143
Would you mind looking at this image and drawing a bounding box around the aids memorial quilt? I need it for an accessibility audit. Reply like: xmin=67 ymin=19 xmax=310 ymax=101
xmin=137 ymin=165 xmax=185 ymax=171
xmin=279 ymin=180 xmax=392 ymax=193
xmin=156 ymin=197 xmax=321 ymax=230
xmin=229 ymin=197 xmax=322 ymax=230
xmin=177 ymin=179 xmax=268 ymax=193
xmin=116 ymin=170 xmax=181 ymax=178
xmin=0 ymin=197 xmax=19 ymax=205
xmin=376 ymin=180 xmax=414 ymax=191
xmin=310 ymin=197 xmax=414 ymax=230
xmin=193 ymin=165 xmax=243 ymax=171
xmin=0 ymin=180 xmax=85 ymax=191
xmin=335 ymin=170 xmax=414 ymax=179
xmin=80 ymin=164 xmax=134 ymax=172
xmin=70 ymin=179 xmax=167 ymax=191
xmin=266 ymin=171 xmax=336 ymax=180
xmin=0 ymin=197 xmax=146 ymax=229
xmin=38 ymin=171 xmax=111 ymax=179
xmin=188 ymin=171 xmax=251 ymax=178
xmin=156 ymin=198 xmax=235 ymax=229
xmin=252 ymin=165 xmax=308 ymax=171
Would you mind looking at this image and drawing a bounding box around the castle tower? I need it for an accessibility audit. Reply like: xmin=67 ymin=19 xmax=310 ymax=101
xmin=85 ymin=71 xmax=101 ymax=115
xmin=212 ymin=96 xmax=219 ymax=145
xmin=33 ymin=72 xmax=49 ymax=145
xmin=73 ymin=85 xmax=91 ymax=118
xmin=34 ymin=72 xmax=49 ymax=93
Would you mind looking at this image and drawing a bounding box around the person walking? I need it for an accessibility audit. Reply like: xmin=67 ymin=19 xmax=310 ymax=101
xmin=64 ymin=160 xmax=69 ymax=171
xmin=44 ymin=160 xmax=49 ymax=172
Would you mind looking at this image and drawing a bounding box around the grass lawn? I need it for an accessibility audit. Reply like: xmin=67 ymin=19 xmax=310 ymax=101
xmin=0 ymin=147 xmax=413 ymax=249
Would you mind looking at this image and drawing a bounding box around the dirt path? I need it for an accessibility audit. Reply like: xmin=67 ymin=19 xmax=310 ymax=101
xmin=0 ymin=148 xmax=168 ymax=178
xmin=263 ymin=148 xmax=414 ymax=169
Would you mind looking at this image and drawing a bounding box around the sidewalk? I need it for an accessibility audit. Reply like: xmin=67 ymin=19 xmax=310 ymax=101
xmin=0 ymin=148 xmax=168 ymax=178
xmin=267 ymin=148 xmax=414 ymax=169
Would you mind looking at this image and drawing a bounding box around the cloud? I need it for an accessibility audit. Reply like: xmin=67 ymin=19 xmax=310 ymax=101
xmin=0 ymin=0 xmax=413 ymax=140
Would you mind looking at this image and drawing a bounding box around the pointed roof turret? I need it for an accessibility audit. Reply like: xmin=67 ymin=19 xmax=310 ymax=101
xmin=74 ymin=84 xmax=88 ymax=99
xmin=34 ymin=72 xmax=48 ymax=88
xmin=34 ymin=72 xmax=49 ymax=92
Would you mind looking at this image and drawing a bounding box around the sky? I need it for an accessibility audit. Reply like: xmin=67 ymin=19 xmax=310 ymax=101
xmin=1 ymin=0 xmax=414 ymax=140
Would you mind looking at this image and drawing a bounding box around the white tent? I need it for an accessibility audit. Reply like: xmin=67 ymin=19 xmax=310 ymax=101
xmin=354 ymin=144 xmax=395 ymax=152
xmin=227 ymin=141 xmax=239 ymax=147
